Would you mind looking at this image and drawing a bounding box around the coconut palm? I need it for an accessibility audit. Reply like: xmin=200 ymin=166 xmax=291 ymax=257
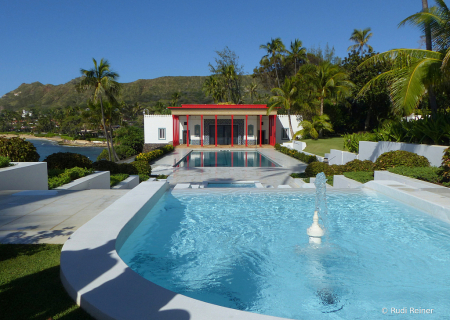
xmin=294 ymin=114 xmax=333 ymax=140
xmin=358 ymin=0 xmax=450 ymax=117
xmin=302 ymin=62 xmax=354 ymax=116
xmin=77 ymin=58 xmax=121 ymax=161
xmin=285 ymin=39 xmax=307 ymax=75
xmin=171 ymin=92 xmax=181 ymax=106
xmin=348 ymin=28 xmax=374 ymax=54
xmin=260 ymin=38 xmax=286 ymax=87
xmin=267 ymin=77 xmax=299 ymax=137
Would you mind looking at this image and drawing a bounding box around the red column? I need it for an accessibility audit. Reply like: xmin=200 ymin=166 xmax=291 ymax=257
xmin=269 ymin=116 xmax=272 ymax=146
xmin=172 ymin=115 xmax=179 ymax=146
xmin=215 ymin=115 xmax=217 ymax=147
xmin=186 ymin=115 xmax=189 ymax=147
xmin=259 ymin=115 xmax=262 ymax=147
xmin=273 ymin=115 xmax=276 ymax=146
xmin=231 ymin=115 xmax=234 ymax=147
xmin=201 ymin=115 xmax=203 ymax=147
xmin=172 ymin=115 xmax=176 ymax=147
xmin=245 ymin=115 xmax=248 ymax=147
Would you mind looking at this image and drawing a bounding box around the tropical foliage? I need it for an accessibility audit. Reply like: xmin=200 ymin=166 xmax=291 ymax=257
xmin=295 ymin=115 xmax=334 ymax=140
xmin=348 ymin=28 xmax=373 ymax=54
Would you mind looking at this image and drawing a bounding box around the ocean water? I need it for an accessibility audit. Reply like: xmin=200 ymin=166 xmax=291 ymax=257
xmin=119 ymin=189 xmax=450 ymax=319
xmin=27 ymin=139 xmax=104 ymax=161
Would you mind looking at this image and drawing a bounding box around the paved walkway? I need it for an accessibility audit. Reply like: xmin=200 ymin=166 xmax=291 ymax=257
xmin=160 ymin=147 xmax=307 ymax=187
xmin=0 ymin=189 xmax=128 ymax=244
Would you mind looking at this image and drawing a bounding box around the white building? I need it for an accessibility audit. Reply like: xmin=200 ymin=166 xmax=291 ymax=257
xmin=144 ymin=104 xmax=301 ymax=147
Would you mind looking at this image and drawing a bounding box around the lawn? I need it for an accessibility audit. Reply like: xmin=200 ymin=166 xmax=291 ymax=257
xmin=0 ymin=244 xmax=93 ymax=320
xmin=301 ymin=137 xmax=347 ymax=157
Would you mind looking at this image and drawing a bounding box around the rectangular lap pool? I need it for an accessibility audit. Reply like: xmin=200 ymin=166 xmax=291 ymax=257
xmin=176 ymin=151 xmax=280 ymax=167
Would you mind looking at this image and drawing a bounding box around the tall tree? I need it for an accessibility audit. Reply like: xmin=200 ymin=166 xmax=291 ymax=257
xmin=285 ymin=39 xmax=307 ymax=75
xmin=171 ymin=92 xmax=181 ymax=106
xmin=77 ymin=58 xmax=121 ymax=161
xmin=267 ymin=77 xmax=299 ymax=137
xmin=244 ymin=82 xmax=258 ymax=103
xmin=347 ymin=28 xmax=374 ymax=54
xmin=260 ymin=38 xmax=286 ymax=87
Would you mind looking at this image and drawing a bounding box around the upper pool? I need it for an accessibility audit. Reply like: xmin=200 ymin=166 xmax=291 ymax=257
xmin=118 ymin=189 xmax=450 ymax=319
xmin=176 ymin=150 xmax=280 ymax=167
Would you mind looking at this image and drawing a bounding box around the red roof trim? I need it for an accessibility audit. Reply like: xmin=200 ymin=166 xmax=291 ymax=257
xmin=168 ymin=104 xmax=268 ymax=109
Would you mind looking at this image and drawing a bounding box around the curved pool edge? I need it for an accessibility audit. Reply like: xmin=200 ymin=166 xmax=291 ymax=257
xmin=60 ymin=181 xmax=288 ymax=320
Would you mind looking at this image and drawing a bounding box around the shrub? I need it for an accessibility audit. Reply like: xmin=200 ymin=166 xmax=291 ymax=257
xmin=343 ymin=171 xmax=374 ymax=184
xmin=156 ymin=174 xmax=168 ymax=179
xmin=114 ymin=126 xmax=144 ymax=154
xmin=131 ymin=160 xmax=151 ymax=176
xmin=0 ymin=156 xmax=11 ymax=168
xmin=139 ymin=174 xmax=150 ymax=182
xmin=344 ymin=159 xmax=374 ymax=172
xmin=304 ymin=162 xmax=334 ymax=177
xmin=275 ymin=143 xmax=281 ymax=150
xmin=115 ymin=145 xmax=136 ymax=160
xmin=388 ymin=166 xmax=443 ymax=184
xmin=135 ymin=149 xmax=165 ymax=162
xmin=343 ymin=132 xmax=378 ymax=153
xmin=290 ymin=172 xmax=308 ymax=179
xmin=110 ymin=173 xmax=129 ymax=187
xmin=442 ymin=147 xmax=450 ymax=183
xmin=0 ymin=137 xmax=40 ymax=162
xmin=48 ymin=167 xmax=93 ymax=189
xmin=117 ymin=163 xmax=139 ymax=175
xmin=161 ymin=144 xmax=174 ymax=153
xmin=374 ymin=150 xmax=430 ymax=170
xmin=44 ymin=152 xmax=93 ymax=170
xmin=97 ymin=149 xmax=110 ymax=161
xmin=93 ymin=160 xmax=119 ymax=173
xmin=277 ymin=146 xmax=317 ymax=164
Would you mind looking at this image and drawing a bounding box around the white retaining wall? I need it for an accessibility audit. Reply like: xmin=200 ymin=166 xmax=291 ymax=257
xmin=328 ymin=149 xmax=358 ymax=165
xmin=0 ymin=162 xmax=48 ymax=190
xmin=111 ymin=175 xmax=139 ymax=189
xmin=359 ymin=141 xmax=447 ymax=167
xmin=56 ymin=171 xmax=110 ymax=190
xmin=333 ymin=175 xmax=363 ymax=189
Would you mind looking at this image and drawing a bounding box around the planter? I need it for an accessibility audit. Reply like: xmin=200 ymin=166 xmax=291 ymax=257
xmin=0 ymin=162 xmax=48 ymax=190
xmin=56 ymin=171 xmax=110 ymax=190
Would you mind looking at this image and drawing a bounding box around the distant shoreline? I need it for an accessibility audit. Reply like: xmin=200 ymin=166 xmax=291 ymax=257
xmin=0 ymin=134 xmax=107 ymax=148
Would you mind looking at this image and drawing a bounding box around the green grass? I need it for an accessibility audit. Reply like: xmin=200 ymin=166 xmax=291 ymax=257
xmin=0 ymin=244 xmax=93 ymax=319
xmin=343 ymin=171 xmax=375 ymax=184
xmin=301 ymin=137 xmax=347 ymax=157
xmin=110 ymin=173 xmax=129 ymax=187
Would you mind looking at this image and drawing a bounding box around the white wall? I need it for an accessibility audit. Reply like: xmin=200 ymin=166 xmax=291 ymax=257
xmin=359 ymin=141 xmax=447 ymax=167
xmin=0 ymin=162 xmax=48 ymax=190
xmin=144 ymin=115 xmax=173 ymax=144
xmin=276 ymin=115 xmax=302 ymax=144
xmin=328 ymin=149 xmax=358 ymax=165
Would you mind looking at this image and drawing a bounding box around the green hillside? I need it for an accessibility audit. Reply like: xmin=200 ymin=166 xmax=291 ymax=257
xmin=0 ymin=75 xmax=261 ymax=111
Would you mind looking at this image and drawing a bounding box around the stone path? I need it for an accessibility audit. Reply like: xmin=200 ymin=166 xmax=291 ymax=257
xmin=0 ymin=189 xmax=128 ymax=244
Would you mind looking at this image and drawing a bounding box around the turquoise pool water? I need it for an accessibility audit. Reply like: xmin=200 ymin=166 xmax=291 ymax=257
xmin=118 ymin=190 xmax=450 ymax=319
xmin=177 ymin=151 xmax=279 ymax=167
xmin=207 ymin=183 xmax=256 ymax=188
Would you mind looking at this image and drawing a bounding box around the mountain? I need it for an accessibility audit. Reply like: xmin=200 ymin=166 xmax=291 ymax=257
xmin=0 ymin=75 xmax=260 ymax=111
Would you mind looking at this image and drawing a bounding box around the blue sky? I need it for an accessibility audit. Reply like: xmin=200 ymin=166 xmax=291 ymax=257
xmin=0 ymin=0 xmax=430 ymax=96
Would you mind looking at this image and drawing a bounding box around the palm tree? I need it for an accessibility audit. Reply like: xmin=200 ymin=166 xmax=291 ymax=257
xmin=267 ymin=77 xmax=298 ymax=137
xmin=303 ymin=62 xmax=354 ymax=116
xmin=171 ymin=92 xmax=181 ymax=106
xmin=348 ymin=28 xmax=373 ymax=54
xmin=77 ymin=58 xmax=121 ymax=161
xmin=244 ymin=82 xmax=258 ymax=103
xmin=294 ymin=115 xmax=334 ymax=140
xmin=202 ymin=76 xmax=226 ymax=103
xmin=422 ymin=0 xmax=432 ymax=51
xmin=358 ymin=0 xmax=450 ymax=117
xmin=260 ymin=38 xmax=286 ymax=87
xmin=285 ymin=39 xmax=307 ymax=75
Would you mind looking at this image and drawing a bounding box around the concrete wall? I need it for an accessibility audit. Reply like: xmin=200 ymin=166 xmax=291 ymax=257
xmin=276 ymin=115 xmax=302 ymax=143
xmin=144 ymin=115 xmax=173 ymax=144
xmin=359 ymin=141 xmax=447 ymax=167
xmin=281 ymin=140 xmax=306 ymax=151
xmin=112 ymin=175 xmax=139 ymax=189
xmin=0 ymin=162 xmax=48 ymax=190
xmin=333 ymin=175 xmax=363 ymax=188
xmin=56 ymin=171 xmax=110 ymax=190
xmin=328 ymin=149 xmax=358 ymax=165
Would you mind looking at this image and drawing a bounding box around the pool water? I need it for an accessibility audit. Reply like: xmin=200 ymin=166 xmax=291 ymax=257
xmin=118 ymin=190 xmax=450 ymax=319
xmin=177 ymin=151 xmax=279 ymax=167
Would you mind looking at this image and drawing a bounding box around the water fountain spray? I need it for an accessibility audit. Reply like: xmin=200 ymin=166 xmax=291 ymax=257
xmin=307 ymin=172 xmax=328 ymax=244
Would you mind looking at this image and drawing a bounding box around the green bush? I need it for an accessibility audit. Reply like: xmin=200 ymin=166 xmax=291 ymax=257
xmin=304 ymin=162 xmax=334 ymax=177
xmin=290 ymin=172 xmax=308 ymax=179
xmin=442 ymin=147 xmax=450 ymax=183
xmin=0 ymin=137 xmax=40 ymax=162
xmin=93 ymin=160 xmax=119 ymax=173
xmin=275 ymin=143 xmax=281 ymax=150
xmin=97 ymin=149 xmax=110 ymax=161
xmin=114 ymin=126 xmax=144 ymax=154
xmin=139 ymin=174 xmax=150 ymax=182
xmin=344 ymin=159 xmax=374 ymax=172
xmin=131 ymin=160 xmax=151 ymax=176
xmin=276 ymin=146 xmax=318 ymax=164
xmin=374 ymin=150 xmax=430 ymax=170
xmin=0 ymin=156 xmax=11 ymax=168
xmin=156 ymin=174 xmax=168 ymax=179
xmin=117 ymin=163 xmax=139 ymax=175
xmin=161 ymin=144 xmax=174 ymax=153
xmin=343 ymin=171 xmax=374 ymax=184
xmin=110 ymin=173 xmax=129 ymax=187
xmin=343 ymin=132 xmax=379 ymax=153
xmin=135 ymin=145 xmax=173 ymax=163
xmin=388 ymin=166 xmax=443 ymax=184
xmin=48 ymin=167 xmax=93 ymax=189
xmin=44 ymin=152 xmax=93 ymax=170
xmin=115 ymin=145 xmax=136 ymax=160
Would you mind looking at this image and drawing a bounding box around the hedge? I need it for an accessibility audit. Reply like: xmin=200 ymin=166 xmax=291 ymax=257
xmin=44 ymin=152 xmax=93 ymax=170
xmin=0 ymin=156 xmax=10 ymax=168
xmin=48 ymin=167 xmax=94 ymax=189
xmin=274 ymin=143 xmax=318 ymax=164
xmin=135 ymin=144 xmax=174 ymax=163
xmin=373 ymin=150 xmax=430 ymax=170
xmin=110 ymin=174 xmax=129 ymax=187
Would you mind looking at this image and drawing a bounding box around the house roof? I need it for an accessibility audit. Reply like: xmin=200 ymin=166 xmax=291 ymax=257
xmin=167 ymin=104 xmax=268 ymax=109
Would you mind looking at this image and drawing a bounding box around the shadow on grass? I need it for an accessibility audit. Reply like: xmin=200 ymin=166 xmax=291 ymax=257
xmin=0 ymin=245 xmax=93 ymax=319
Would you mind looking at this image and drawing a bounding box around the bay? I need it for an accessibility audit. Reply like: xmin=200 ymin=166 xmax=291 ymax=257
xmin=27 ymin=139 xmax=104 ymax=161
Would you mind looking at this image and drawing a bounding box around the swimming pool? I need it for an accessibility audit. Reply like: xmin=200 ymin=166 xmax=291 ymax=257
xmin=118 ymin=189 xmax=450 ymax=319
xmin=176 ymin=151 xmax=280 ymax=167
